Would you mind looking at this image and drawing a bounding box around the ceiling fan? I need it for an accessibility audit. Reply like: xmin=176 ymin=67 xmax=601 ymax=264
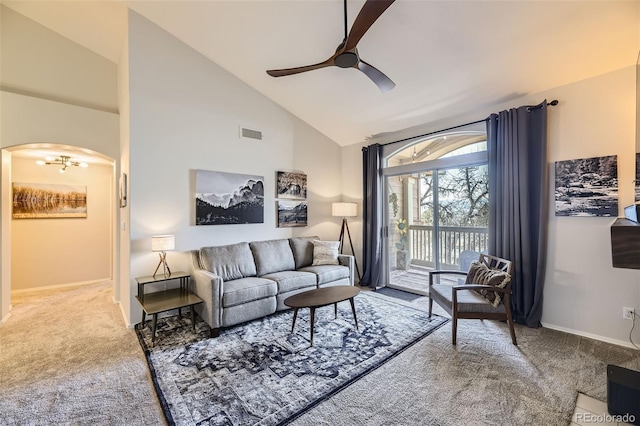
xmin=266 ymin=0 xmax=396 ymax=93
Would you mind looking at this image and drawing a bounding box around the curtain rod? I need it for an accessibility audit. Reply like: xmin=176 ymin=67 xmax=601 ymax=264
xmin=377 ymin=99 xmax=558 ymax=148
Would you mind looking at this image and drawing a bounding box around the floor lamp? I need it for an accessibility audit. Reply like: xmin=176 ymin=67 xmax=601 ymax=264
xmin=332 ymin=202 xmax=361 ymax=282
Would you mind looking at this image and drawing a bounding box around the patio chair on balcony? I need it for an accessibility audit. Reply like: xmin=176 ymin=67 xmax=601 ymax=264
xmin=428 ymin=253 xmax=517 ymax=345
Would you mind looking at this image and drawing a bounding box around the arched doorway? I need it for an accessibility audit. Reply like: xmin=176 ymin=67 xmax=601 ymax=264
xmin=1 ymin=143 xmax=117 ymax=320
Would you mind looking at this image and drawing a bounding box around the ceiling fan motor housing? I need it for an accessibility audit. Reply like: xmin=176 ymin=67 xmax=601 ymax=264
xmin=335 ymin=51 xmax=359 ymax=68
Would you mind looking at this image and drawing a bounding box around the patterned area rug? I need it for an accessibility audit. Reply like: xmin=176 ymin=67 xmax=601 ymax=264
xmin=136 ymin=291 xmax=448 ymax=426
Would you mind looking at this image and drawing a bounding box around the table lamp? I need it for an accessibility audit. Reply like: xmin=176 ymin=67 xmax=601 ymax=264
xmin=331 ymin=202 xmax=361 ymax=281
xmin=151 ymin=235 xmax=175 ymax=278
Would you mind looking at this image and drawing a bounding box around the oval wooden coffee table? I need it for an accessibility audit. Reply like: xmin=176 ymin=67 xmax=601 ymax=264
xmin=284 ymin=285 xmax=360 ymax=346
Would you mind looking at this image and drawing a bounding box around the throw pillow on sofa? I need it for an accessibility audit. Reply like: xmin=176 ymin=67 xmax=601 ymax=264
xmin=465 ymin=260 xmax=511 ymax=307
xmin=311 ymin=240 xmax=340 ymax=266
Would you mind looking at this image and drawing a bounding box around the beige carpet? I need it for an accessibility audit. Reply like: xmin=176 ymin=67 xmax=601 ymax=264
xmin=0 ymin=281 xmax=166 ymax=425
xmin=1 ymin=282 xmax=638 ymax=425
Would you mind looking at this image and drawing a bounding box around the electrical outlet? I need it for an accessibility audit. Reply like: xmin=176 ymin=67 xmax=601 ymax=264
xmin=623 ymin=307 xmax=635 ymax=320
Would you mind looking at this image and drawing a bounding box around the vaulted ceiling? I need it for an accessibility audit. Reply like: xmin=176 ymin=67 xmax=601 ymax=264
xmin=4 ymin=1 xmax=639 ymax=146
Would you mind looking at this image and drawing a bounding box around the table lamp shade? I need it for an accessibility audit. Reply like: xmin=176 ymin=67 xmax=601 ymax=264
xmin=332 ymin=202 xmax=357 ymax=217
xmin=151 ymin=235 xmax=175 ymax=252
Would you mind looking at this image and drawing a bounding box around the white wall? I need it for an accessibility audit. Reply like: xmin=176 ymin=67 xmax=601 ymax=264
xmin=0 ymin=5 xmax=117 ymax=113
xmin=10 ymin=157 xmax=112 ymax=290
xmin=1 ymin=150 xmax=11 ymax=322
xmin=0 ymin=92 xmax=119 ymax=159
xmin=542 ymin=67 xmax=639 ymax=347
xmin=117 ymin=15 xmax=130 ymax=320
xmin=341 ymin=66 xmax=640 ymax=347
xmin=124 ymin=11 xmax=343 ymax=326
xmin=0 ymin=6 xmax=119 ymax=318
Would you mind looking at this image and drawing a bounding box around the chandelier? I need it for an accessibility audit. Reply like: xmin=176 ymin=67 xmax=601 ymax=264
xmin=36 ymin=155 xmax=88 ymax=173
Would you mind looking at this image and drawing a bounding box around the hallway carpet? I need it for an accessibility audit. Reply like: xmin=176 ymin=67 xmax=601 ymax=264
xmin=0 ymin=281 xmax=165 ymax=425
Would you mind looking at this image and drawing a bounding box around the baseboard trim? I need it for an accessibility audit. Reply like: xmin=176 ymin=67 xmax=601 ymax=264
xmin=11 ymin=278 xmax=111 ymax=294
xmin=119 ymin=302 xmax=135 ymax=329
xmin=1 ymin=311 xmax=12 ymax=324
xmin=541 ymin=322 xmax=639 ymax=350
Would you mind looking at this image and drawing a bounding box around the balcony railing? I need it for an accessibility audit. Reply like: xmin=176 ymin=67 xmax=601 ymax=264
xmin=409 ymin=225 xmax=488 ymax=269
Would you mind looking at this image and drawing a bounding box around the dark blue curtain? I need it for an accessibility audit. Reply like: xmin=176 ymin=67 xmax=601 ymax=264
xmin=487 ymin=102 xmax=549 ymax=328
xmin=361 ymin=144 xmax=383 ymax=288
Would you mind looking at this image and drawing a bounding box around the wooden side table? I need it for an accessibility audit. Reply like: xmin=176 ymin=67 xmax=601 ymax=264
xmin=135 ymin=271 xmax=202 ymax=343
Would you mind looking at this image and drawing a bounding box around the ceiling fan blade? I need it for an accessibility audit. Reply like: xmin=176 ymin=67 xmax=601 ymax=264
xmin=343 ymin=0 xmax=395 ymax=52
xmin=266 ymin=58 xmax=334 ymax=77
xmin=357 ymin=60 xmax=395 ymax=93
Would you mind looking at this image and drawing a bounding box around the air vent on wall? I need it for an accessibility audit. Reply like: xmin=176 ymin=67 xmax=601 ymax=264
xmin=239 ymin=126 xmax=263 ymax=141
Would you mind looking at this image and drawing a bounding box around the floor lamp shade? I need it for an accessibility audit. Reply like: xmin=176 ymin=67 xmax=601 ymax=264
xmin=332 ymin=202 xmax=357 ymax=217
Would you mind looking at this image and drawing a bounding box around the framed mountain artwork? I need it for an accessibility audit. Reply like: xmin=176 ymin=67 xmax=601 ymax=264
xmin=195 ymin=170 xmax=264 ymax=225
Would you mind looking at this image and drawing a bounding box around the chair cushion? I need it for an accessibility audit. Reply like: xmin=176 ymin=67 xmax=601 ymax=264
xmin=298 ymin=264 xmax=350 ymax=285
xmin=465 ymin=261 xmax=511 ymax=307
xmin=199 ymin=242 xmax=256 ymax=281
xmin=289 ymin=236 xmax=319 ymax=269
xmin=311 ymin=240 xmax=340 ymax=265
xmin=430 ymin=284 xmax=506 ymax=314
xmin=261 ymin=270 xmax=317 ymax=293
xmin=222 ymin=277 xmax=277 ymax=308
xmin=250 ymin=239 xmax=296 ymax=276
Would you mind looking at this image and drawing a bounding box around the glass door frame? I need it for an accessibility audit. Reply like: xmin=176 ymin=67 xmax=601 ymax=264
xmin=380 ymin=129 xmax=487 ymax=287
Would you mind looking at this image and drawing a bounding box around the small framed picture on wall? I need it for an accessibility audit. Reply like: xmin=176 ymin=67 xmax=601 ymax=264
xmin=276 ymin=171 xmax=307 ymax=200
xmin=119 ymin=173 xmax=127 ymax=208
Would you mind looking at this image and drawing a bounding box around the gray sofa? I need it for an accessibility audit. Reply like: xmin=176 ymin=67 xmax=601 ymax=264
xmin=190 ymin=236 xmax=355 ymax=336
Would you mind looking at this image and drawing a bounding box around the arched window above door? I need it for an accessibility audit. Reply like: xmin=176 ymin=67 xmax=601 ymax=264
xmin=386 ymin=132 xmax=486 ymax=167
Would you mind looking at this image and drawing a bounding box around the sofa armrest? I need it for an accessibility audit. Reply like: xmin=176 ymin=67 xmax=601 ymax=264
xmin=338 ymin=254 xmax=355 ymax=286
xmin=191 ymin=269 xmax=224 ymax=329
xmin=190 ymin=250 xmax=224 ymax=329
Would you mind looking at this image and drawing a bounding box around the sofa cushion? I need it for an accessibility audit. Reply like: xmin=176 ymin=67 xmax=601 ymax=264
xmin=261 ymin=270 xmax=317 ymax=293
xmin=222 ymin=277 xmax=277 ymax=308
xmin=465 ymin=261 xmax=511 ymax=307
xmin=250 ymin=239 xmax=296 ymax=276
xmin=311 ymin=240 xmax=340 ymax=265
xmin=289 ymin=236 xmax=319 ymax=269
xmin=298 ymin=264 xmax=350 ymax=285
xmin=199 ymin=242 xmax=256 ymax=281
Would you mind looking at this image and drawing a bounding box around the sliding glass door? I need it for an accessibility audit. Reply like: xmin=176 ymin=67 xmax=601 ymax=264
xmin=383 ymin=131 xmax=488 ymax=294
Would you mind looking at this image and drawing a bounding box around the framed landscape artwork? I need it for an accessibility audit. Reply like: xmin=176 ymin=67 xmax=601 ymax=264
xmin=555 ymin=155 xmax=618 ymax=217
xmin=277 ymin=200 xmax=307 ymax=227
xmin=195 ymin=170 xmax=264 ymax=225
xmin=276 ymin=171 xmax=307 ymax=199
xmin=12 ymin=182 xmax=87 ymax=219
